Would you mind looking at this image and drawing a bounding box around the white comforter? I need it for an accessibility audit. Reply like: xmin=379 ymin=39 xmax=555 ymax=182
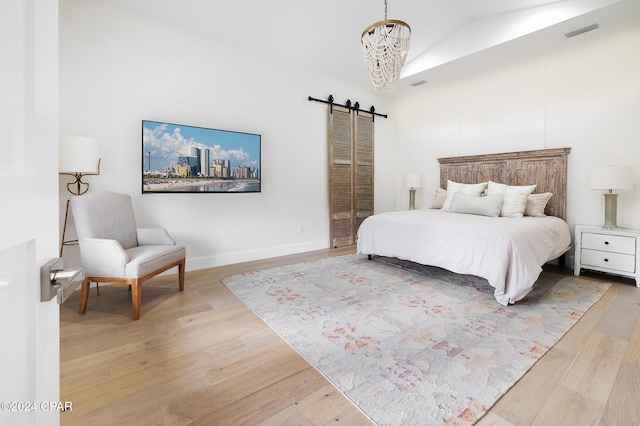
xmin=356 ymin=209 xmax=571 ymax=305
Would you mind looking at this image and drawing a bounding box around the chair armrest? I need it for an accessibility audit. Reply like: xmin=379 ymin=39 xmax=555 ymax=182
xmin=137 ymin=228 xmax=176 ymax=246
xmin=78 ymin=238 xmax=129 ymax=276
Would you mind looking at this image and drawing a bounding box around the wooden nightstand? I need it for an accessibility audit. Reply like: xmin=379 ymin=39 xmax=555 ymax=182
xmin=574 ymin=225 xmax=640 ymax=287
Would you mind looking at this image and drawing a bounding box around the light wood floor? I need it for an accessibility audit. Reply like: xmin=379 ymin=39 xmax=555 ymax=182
xmin=60 ymin=246 xmax=640 ymax=425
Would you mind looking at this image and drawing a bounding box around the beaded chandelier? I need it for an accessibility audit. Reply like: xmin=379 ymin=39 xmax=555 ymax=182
xmin=361 ymin=0 xmax=411 ymax=92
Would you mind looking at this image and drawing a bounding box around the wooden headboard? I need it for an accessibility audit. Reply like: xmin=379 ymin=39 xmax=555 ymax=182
xmin=438 ymin=148 xmax=571 ymax=220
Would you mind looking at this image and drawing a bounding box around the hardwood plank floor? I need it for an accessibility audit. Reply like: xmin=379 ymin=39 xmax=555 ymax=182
xmin=60 ymin=247 xmax=640 ymax=425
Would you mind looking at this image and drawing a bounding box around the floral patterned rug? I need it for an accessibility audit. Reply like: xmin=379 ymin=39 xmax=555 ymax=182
xmin=222 ymin=254 xmax=610 ymax=425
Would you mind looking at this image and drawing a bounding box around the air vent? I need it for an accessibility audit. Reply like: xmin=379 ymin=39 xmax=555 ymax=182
xmin=564 ymin=23 xmax=599 ymax=38
xmin=410 ymin=80 xmax=428 ymax=87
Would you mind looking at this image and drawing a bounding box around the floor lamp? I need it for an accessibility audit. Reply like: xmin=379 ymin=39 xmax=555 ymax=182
xmin=59 ymin=136 xmax=101 ymax=256
xmin=589 ymin=165 xmax=633 ymax=229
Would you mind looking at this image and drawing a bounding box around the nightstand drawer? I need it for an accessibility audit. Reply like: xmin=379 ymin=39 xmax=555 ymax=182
xmin=581 ymin=249 xmax=636 ymax=273
xmin=581 ymin=233 xmax=636 ymax=255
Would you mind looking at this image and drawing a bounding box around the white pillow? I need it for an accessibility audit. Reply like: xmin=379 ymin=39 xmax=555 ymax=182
xmin=449 ymin=193 xmax=504 ymax=217
xmin=430 ymin=188 xmax=447 ymax=209
xmin=486 ymin=181 xmax=537 ymax=218
xmin=441 ymin=180 xmax=488 ymax=211
xmin=524 ymin=192 xmax=553 ymax=217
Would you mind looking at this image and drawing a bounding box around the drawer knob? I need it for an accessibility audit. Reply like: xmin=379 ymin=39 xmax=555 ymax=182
xmin=604 ymin=258 xmax=609 ymax=262
xmin=604 ymin=241 xmax=610 ymax=245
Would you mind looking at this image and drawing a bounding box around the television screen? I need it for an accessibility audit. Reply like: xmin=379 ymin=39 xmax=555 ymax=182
xmin=142 ymin=120 xmax=261 ymax=193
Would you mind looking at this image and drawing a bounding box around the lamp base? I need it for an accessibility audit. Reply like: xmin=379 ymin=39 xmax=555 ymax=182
xmin=409 ymin=189 xmax=416 ymax=210
xmin=603 ymin=193 xmax=618 ymax=229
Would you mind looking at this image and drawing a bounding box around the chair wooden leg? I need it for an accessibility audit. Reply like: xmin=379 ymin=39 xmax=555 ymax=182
xmin=79 ymin=278 xmax=90 ymax=314
xmin=178 ymin=259 xmax=185 ymax=292
xmin=131 ymin=279 xmax=142 ymax=321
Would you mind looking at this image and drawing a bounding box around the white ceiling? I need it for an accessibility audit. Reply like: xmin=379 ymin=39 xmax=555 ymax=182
xmin=94 ymin=0 xmax=640 ymax=96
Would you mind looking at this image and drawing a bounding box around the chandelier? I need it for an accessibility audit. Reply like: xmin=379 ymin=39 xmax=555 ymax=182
xmin=361 ymin=0 xmax=411 ymax=92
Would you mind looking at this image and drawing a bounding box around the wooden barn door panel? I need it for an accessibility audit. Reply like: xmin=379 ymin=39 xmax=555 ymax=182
xmin=354 ymin=112 xmax=374 ymax=232
xmin=329 ymin=107 xmax=353 ymax=247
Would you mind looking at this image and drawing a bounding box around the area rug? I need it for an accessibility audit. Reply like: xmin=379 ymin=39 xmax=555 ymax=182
xmin=221 ymin=254 xmax=610 ymax=425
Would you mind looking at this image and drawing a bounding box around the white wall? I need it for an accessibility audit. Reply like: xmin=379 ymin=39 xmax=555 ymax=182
xmin=59 ymin=0 xmax=397 ymax=270
xmin=394 ymin=27 xmax=640 ymax=246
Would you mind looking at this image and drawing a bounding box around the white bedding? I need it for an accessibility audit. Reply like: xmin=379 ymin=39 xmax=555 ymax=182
xmin=356 ymin=209 xmax=571 ymax=305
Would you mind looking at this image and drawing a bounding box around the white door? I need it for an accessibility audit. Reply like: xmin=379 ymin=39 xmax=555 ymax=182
xmin=0 ymin=1 xmax=61 ymax=425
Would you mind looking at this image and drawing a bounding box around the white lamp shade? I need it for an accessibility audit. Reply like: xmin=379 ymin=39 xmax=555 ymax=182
xmin=403 ymin=173 xmax=422 ymax=189
xmin=59 ymin=136 xmax=100 ymax=174
xmin=589 ymin=166 xmax=634 ymax=191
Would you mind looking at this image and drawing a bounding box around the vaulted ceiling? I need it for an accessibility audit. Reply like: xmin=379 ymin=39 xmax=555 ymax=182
xmin=94 ymin=0 xmax=640 ymax=95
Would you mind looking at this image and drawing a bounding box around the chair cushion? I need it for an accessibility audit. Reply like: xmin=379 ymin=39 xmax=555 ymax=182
xmin=124 ymin=245 xmax=186 ymax=278
xmin=71 ymin=191 xmax=138 ymax=249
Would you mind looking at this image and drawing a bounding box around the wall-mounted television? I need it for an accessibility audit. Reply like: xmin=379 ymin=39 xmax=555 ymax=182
xmin=142 ymin=120 xmax=261 ymax=193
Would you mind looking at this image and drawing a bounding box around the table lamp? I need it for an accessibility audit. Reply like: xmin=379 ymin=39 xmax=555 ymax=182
xmin=589 ymin=165 xmax=633 ymax=229
xmin=403 ymin=173 xmax=422 ymax=210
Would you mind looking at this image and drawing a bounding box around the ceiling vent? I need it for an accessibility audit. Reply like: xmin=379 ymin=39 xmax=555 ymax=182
xmin=410 ymin=80 xmax=428 ymax=87
xmin=564 ymin=23 xmax=599 ymax=38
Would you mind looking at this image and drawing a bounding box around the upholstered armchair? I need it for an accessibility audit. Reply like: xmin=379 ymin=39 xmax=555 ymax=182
xmin=70 ymin=191 xmax=186 ymax=320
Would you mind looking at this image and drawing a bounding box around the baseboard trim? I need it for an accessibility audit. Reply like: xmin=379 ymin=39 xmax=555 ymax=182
xmin=185 ymin=239 xmax=331 ymax=271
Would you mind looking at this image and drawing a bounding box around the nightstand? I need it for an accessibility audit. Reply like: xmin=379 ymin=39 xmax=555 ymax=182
xmin=574 ymin=225 xmax=640 ymax=287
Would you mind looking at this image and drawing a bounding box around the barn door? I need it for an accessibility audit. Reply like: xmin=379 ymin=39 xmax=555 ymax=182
xmin=328 ymin=106 xmax=374 ymax=248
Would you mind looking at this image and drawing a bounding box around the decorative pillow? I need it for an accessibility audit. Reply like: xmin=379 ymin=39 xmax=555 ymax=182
xmin=486 ymin=181 xmax=537 ymax=218
xmin=441 ymin=180 xmax=488 ymax=211
xmin=430 ymin=188 xmax=447 ymax=209
xmin=524 ymin=192 xmax=553 ymax=217
xmin=449 ymin=193 xmax=504 ymax=217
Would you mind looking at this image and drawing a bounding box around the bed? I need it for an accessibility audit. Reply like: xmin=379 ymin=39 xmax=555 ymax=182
xmin=357 ymin=148 xmax=572 ymax=306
